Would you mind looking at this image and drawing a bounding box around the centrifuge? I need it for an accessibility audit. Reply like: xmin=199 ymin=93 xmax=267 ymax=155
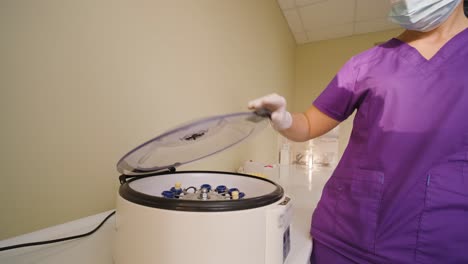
xmin=113 ymin=111 xmax=293 ymax=264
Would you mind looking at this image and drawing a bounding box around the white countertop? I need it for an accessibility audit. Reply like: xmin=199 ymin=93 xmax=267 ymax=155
xmin=0 ymin=167 xmax=331 ymax=264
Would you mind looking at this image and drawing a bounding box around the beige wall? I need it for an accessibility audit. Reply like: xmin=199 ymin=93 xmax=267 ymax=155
xmin=0 ymin=0 xmax=295 ymax=239
xmin=294 ymin=29 xmax=403 ymax=157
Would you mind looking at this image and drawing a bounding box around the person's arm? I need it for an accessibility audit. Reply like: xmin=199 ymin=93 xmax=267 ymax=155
xmin=248 ymin=94 xmax=340 ymax=142
xmin=280 ymin=105 xmax=340 ymax=142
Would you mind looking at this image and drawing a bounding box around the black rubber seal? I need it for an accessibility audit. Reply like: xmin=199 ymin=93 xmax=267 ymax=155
xmin=119 ymin=170 xmax=284 ymax=212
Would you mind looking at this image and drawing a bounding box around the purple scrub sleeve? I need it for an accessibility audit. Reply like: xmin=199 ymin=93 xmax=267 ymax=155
xmin=309 ymin=28 xmax=468 ymax=264
xmin=312 ymin=58 xmax=361 ymax=122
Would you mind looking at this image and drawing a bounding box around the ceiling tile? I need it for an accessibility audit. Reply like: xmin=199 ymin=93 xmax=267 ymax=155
xmin=283 ymin=9 xmax=305 ymax=33
xmin=299 ymin=0 xmax=355 ymax=32
xmin=355 ymin=0 xmax=392 ymax=21
xmin=306 ymin=23 xmax=354 ymax=42
xmin=276 ymin=0 xmax=403 ymax=44
xmin=278 ymin=0 xmax=296 ymax=10
xmin=295 ymin=0 xmax=327 ymax=7
xmin=354 ymin=17 xmax=401 ymax=34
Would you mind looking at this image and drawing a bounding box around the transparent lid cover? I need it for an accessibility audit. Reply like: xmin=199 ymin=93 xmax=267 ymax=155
xmin=117 ymin=111 xmax=269 ymax=175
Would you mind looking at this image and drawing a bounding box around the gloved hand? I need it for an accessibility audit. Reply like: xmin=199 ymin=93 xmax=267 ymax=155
xmin=248 ymin=93 xmax=292 ymax=131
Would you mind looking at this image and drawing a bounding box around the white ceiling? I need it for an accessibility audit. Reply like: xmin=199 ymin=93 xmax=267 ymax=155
xmin=277 ymin=0 xmax=401 ymax=44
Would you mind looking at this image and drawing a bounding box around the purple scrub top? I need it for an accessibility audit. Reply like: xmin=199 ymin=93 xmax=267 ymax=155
xmin=310 ymin=28 xmax=468 ymax=264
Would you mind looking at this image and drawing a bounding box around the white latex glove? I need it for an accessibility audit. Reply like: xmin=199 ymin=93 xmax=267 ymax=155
xmin=248 ymin=93 xmax=292 ymax=131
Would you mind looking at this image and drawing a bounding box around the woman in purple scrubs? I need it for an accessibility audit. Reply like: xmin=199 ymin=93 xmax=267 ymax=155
xmin=249 ymin=1 xmax=468 ymax=263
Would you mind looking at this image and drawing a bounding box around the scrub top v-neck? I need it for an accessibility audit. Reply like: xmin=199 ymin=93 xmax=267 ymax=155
xmin=310 ymin=27 xmax=468 ymax=264
xmin=389 ymin=27 xmax=468 ymax=73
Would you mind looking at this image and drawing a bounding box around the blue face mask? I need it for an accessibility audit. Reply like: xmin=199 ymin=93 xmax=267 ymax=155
xmin=388 ymin=0 xmax=462 ymax=32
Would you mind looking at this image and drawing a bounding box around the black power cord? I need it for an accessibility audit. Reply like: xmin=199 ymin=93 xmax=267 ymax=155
xmin=0 ymin=211 xmax=115 ymax=252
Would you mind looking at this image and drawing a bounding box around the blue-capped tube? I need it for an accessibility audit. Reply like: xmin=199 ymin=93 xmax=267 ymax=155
xmin=215 ymin=185 xmax=227 ymax=193
xmin=170 ymin=182 xmax=183 ymax=195
xmin=228 ymin=188 xmax=239 ymax=195
xmin=162 ymin=190 xmax=175 ymax=199
xmin=200 ymin=184 xmax=212 ymax=191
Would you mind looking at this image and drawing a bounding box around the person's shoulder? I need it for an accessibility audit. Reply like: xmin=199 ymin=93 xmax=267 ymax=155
xmin=349 ymin=38 xmax=397 ymax=68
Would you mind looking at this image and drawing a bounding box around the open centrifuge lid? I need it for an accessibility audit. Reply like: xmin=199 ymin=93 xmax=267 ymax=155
xmin=117 ymin=111 xmax=270 ymax=175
